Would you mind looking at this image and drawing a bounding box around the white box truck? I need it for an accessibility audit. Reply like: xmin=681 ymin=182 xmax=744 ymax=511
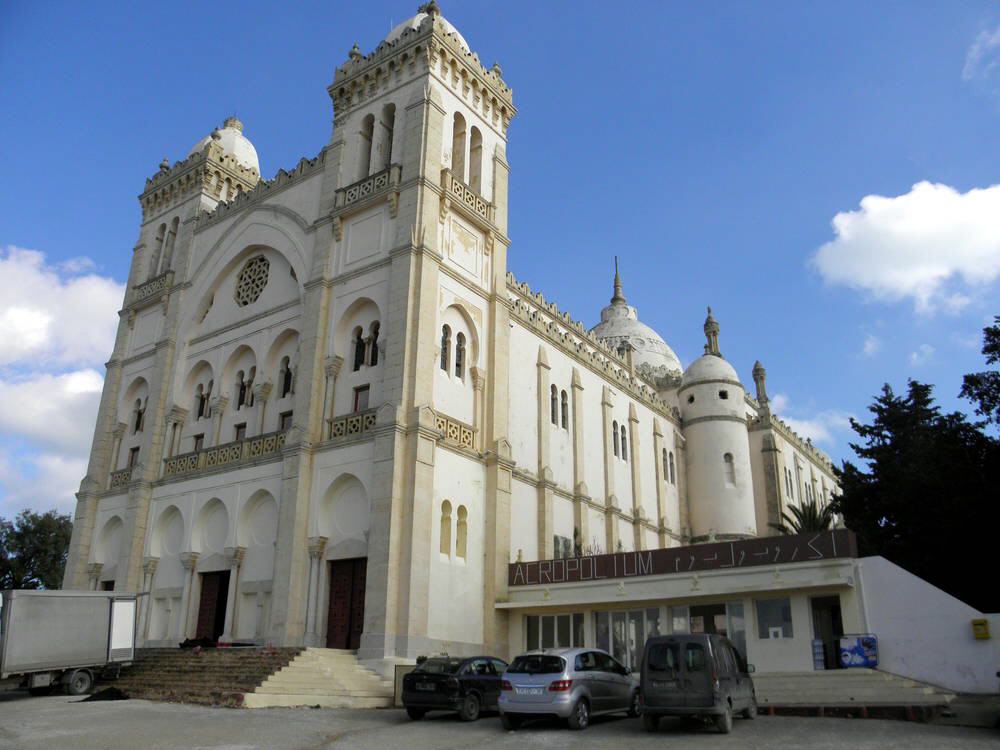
xmin=0 ymin=589 xmax=138 ymax=696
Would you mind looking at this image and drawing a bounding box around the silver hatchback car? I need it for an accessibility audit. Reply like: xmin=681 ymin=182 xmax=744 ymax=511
xmin=498 ymin=648 xmax=639 ymax=730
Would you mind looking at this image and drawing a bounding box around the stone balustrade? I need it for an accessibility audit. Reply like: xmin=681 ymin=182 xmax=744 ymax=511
xmin=335 ymin=164 xmax=401 ymax=210
xmin=130 ymin=270 xmax=174 ymax=306
xmin=440 ymin=168 xmax=493 ymax=223
xmin=435 ymin=413 xmax=475 ymax=450
xmin=108 ymin=467 xmax=134 ymax=490
xmin=328 ymin=408 xmax=378 ymax=440
xmin=162 ymin=430 xmax=287 ymax=479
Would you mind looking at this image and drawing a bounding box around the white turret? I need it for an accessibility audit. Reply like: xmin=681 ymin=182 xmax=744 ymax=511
xmin=679 ymin=308 xmax=757 ymax=541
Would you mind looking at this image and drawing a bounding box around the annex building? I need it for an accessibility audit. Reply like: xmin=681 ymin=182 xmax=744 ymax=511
xmin=62 ymin=4 xmax=998 ymax=693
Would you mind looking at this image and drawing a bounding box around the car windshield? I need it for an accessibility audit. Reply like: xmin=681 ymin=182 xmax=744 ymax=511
xmin=507 ymin=654 xmax=565 ymax=674
xmin=414 ymin=658 xmax=463 ymax=674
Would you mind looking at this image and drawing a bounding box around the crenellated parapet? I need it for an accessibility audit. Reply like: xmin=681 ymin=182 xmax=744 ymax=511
xmin=139 ymin=140 xmax=260 ymax=222
xmin=195 ymin=152 xmax=326 ymax=231
xmin=748 ymin=405 xmax=835 ymax=472
xmin=506 ymin=273 xmax=676 ymax=421
xmin=328 ymin=11 xmax=515 ymax=136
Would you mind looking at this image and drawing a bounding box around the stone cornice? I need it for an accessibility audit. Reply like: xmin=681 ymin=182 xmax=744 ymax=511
xmin=750 ymin=411 xmax=836 ymax=473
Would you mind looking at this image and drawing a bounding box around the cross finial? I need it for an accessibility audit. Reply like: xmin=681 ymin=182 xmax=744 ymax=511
xmin=703 ymin=306 xmax=721 ymax=356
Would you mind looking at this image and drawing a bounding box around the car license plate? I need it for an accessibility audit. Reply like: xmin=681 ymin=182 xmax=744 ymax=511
xmin=416 ymin=683 xmax=435 ymax=692
xmin=516 ymin=687 xmax=543 ymax=696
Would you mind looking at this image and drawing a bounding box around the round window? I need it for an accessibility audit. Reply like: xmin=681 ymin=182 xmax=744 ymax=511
xmin=234 ymin=255 xmax=270 ymax=307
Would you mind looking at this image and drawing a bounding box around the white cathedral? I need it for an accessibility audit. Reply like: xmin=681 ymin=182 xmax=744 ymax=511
xmin=64 ymin=3 xmax=844 ymax=674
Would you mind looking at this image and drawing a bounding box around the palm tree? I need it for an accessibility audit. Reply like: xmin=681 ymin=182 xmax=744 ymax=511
xmin=769 ymin=499 xmax=835 ymax=535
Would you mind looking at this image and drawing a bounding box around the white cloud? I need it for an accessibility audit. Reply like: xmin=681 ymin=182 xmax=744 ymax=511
xmin=952 ymin=331 xmax=982 ymax=349
xmin=771 ymin=392 xmax=853 ymax=448
xmin=0 ymin=246 xmax=124 ymax=367
xmin=862 ymin=334 xmax=881 ymax=357
xmin=963 ymin=26 xmax=1000 ymax=81
xmin=812 ymin=181 xmax=1000 ymax=314
xmin=909 ymin=343 xmax=935 ymax=366
xmin=0 ymin=245 xmax=122 ymax=516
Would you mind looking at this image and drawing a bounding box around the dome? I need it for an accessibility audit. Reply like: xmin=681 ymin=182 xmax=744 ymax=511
xmin=188 ymin=117 xmax=259 ymax=173
xmin=384 ymin=6 xmax=469 ymax=51
xmin=681 ymin=353 xmax=740 ymax=387
xmin=590 ymin=263 xmax=682 ymax=376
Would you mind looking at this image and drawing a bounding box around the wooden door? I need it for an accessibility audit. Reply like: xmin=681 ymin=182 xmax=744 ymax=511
xmin=195 ymin=570 xmax=230 ymax=641
xmin=326 ymin=558 xmax=367 ymax=650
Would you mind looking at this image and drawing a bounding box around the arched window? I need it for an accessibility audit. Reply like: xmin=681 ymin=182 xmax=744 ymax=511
xmin=440 ymin=500 xmax=452 ymax=557
xmin=724 ymin=453 xmax=736 ymax=485
xmin=236 ymin=370 xmax=247 ymax=410
xmin=161 ymin=217 xmax=179 ymax=273
xmin=662 ymin=448 xmax=668 ymax=479
xmin=352 ymin=326 xmax=365 ymax=372
xmin=368 ymin=322 xmax=380 ymax=367
xmin=245 ymin=367 xmax=256 ymax=408
xmin=452 ymin=112 xmax=467 ymax=180
xmin=440 ymin=325 xmax=451 ymax=371
xmin=279 ymin=356 xmax=293 ymax=398
xmin=132 ymin=399 xmax=144 ymax=434
xmin=669 ymin=451 xmax=676 ymax=485
xmin=550 ymin=385 xmax=559 ymax=425
xmin=455 ymin=332 xmax=466 ymax=379
xmin=456 ymin=505 xmax=468 ymax=559
xmin=148 ymin=223 xmax=165 ymax=279
xmin=358 ymin=113 xmax=375 ymax=179
xmin=560 ymin=390 xmax=569 ymax=429
xmin=379 ymin=104 xmax=395 ymax=171
xmin=612 ymin=420 xmax=620 ymax=457
xmin=469 ymin=126 xmax=483 ymax=194
xmin=195 ymin=384 xmax=206 ymax=419
xmin=620 ymin=424 xmax=628 ymax=461
xmin=205 ymin=380 xmax=214 ymax=418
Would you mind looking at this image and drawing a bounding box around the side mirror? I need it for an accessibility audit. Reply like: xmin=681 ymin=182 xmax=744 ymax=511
xmin=748 ymin=664 xmax=756 ymax=674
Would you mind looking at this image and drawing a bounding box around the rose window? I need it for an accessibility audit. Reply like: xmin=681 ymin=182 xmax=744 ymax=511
xmin=234 ymin=255 xmax=270 ymax=307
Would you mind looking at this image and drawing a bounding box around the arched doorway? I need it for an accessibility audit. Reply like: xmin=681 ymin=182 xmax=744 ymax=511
xmin=320 ymin=475 xmax=370 ymax=650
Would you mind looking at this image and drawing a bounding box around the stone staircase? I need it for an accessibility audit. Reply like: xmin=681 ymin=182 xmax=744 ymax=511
xmin=243 ymin=648 xmax=394 ymax=709
xmin=753 ymin=669 xmax=956 ymax=716
xmin=110 ymin=647 xmax=303 ymax=707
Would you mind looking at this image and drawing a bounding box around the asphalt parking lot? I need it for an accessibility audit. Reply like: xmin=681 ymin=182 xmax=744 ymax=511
xmin=0 ymin=691 xmax=996 ymax=750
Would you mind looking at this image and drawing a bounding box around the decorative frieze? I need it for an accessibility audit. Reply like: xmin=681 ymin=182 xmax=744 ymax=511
xmin=162 ymin=430 xmax=287 ymax=480
xmin=435 ymin=413 xmax=475 ymax=450
xmin=328 ymin=408 xmax=378 ymax=440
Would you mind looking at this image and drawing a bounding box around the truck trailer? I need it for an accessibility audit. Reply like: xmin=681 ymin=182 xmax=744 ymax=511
xmin=0 ymin=589 xmax=138 ymax=696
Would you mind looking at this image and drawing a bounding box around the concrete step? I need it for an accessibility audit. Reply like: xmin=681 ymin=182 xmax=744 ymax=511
xmin=254 ymin=684 xmax=391 ymax=697
xmin=242 ymin=692 xmax=392 ymax=709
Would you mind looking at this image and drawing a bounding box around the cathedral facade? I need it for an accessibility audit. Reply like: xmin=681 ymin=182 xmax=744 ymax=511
xmin=64 ymin=4 xmax=843 ymax=673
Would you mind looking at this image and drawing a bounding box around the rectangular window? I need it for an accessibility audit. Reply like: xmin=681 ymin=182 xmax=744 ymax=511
xmin=279 ymin=411 xmax=293 ymax=431
xmin=127 ymin=446 xmax=140 ymax=467
xmin=193 ymin=433 xmax=205 ymax=452
xmin=557 ymin=614 xmax=571 ymax=647
xmin=670 ymin=605 xmax=690 ymax=634
xmin=553 ymin=534 xmax=572 ymax=559
xmin=526 ymin=615 xmax=539 ymax=651
xmin=726 ymin=601 xmax=747 ymax=658
xmin=646 ymin=607 xmax=662 ymax=639
xmin=353 ymin=385 xmax=370 ymax=412
xmin=595 ymin=611 xmax=610 ymax=653
xmin=573 ymin=613 xmax=585 ymax=648
xmin=647 ymin=641 xmax=679 ymax=673
xmin=541 ymin=616 xmax=555 ymax=649
xmin=756 ymin=597 xmax=794 ymax=639
xmin=234 ymin=423 xmax=247 ymax=441
xmin=525 ymin=613 xmax=585 ymax=651
xmin=685 ymin=642 xmax=706 ymax=672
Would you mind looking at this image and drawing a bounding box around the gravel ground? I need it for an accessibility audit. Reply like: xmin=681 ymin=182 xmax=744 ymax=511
xmin=0 ymin=691 xmax=996 ymax=750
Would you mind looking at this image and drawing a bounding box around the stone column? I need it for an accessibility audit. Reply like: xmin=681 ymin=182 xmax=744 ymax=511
xmin=178 ymin=552 xmax=199 ymax=640
xmin=323 ymin=356 xmax=343 ymax=438
xmin=210 ymin=396 xmax=229 ymax=446
xmin=109 ymin=423 xmax=127 ymax=476
xmin=570 ymin=369 xmax=589 ymax=555
xmin=471 ymin=367 xmax=485 ymax=451
xmin=628 ymin=403 xmax=644 ymax=551
xmin=253 ymin=381 xmax=272 ymax=435
xmin=535 ymin=347 xmax=553 ymax=559
xmin=220 ymin=547 xmax=246 ymax=644
xmin=652 ymin=419 xmax=668 ymax=548
xmin=601 ymin=386 xmax=618 ymax=553
xmin=139 ymin=557 xmax=159 ymax=643
xmin=86 ymin=562 xmax=104 ymax=591
xmin=305 ymin=536 xmax=328 ymax=646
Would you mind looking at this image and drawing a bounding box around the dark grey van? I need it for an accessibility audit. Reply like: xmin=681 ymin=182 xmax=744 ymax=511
xmin=639 ymin=634 xmax=756 ymax=734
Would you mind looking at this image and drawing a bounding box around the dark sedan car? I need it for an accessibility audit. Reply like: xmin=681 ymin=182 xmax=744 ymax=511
xmin=402 ymin=655 xmax=509 ymax=721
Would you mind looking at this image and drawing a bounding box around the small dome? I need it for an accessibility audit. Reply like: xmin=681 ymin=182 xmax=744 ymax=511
xmin=590 ymin=261 xmax=682 ymax=376
xmin=188 ymin=116 xmax=259 ymax=173
xmin=384 ymin=7 xmax=469 ymax=51
xmin=682 ymin=353 xmax=740 ymax=387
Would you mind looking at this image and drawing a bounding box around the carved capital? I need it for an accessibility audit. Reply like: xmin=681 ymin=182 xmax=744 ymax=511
xmin=307 ymin=536 xmax=328 ymax=559
xmin=224 ymin=546 xmax=247 ymax=567
xmin=253 ymin=380 xmax=273 ymax=403
xmin=326 ymin=355 xmax=344 ymax=378
xmin=86 ymin=562 xmax=104 ymax=581
xmin=142 ymin=556 xmax=159 ymax=577
xmin=210 ymin=395 xmax=229 ymax=413
xmin=180 ymin=552 xmax=200 ymax=570
xmin=471 ymin=366 xmax=486 ymax=392
xmin=112 ymin=421 xmax=128 ymax=440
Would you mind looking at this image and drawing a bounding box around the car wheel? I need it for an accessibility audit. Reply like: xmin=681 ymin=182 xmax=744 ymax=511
xmin=716 ymin=704 xmax=733 ymax=734
xmin=627 ymin=690 xmax=641 ymax=718
xmin=567 ymin=699 xmax=590 ymax=731
xmin=641 ymin=713 xmax=659 ymax=732
xmin=459 ymin=693 xmax=481 ymax=722
xmin=65 ymin=670 xmax=93 ymax=696
xmin=500 ymin=712 xmax=521 ymax=730
xmin=406 ymin=707 xmax=426 ymax=720
xmin=742 ymin=695 xmax=757 ymax=720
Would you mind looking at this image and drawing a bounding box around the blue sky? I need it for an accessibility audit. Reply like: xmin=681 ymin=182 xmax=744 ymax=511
xmin=2 ymin=1 xmax=999 ymax=515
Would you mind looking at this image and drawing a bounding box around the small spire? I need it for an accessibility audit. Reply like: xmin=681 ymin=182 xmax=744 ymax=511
xmin=752 ymin=360 xmax=768 ymax=404
xmin=349 ymin=42 xmax=362 ymax=61
xmin=611 ymin=256 xmax=626 ymax=305
xmin=222 ymin=115 xmax=243 ymax=132
xmin=419 ymin=0 xmax=441 ymax=16
xmin=159 ymin=157 xmax=170 ymax=172
xmin=703 ymin=306 xmax=721 ymax=356
xmin=491 ymin=61 xmax=503 ymax=77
